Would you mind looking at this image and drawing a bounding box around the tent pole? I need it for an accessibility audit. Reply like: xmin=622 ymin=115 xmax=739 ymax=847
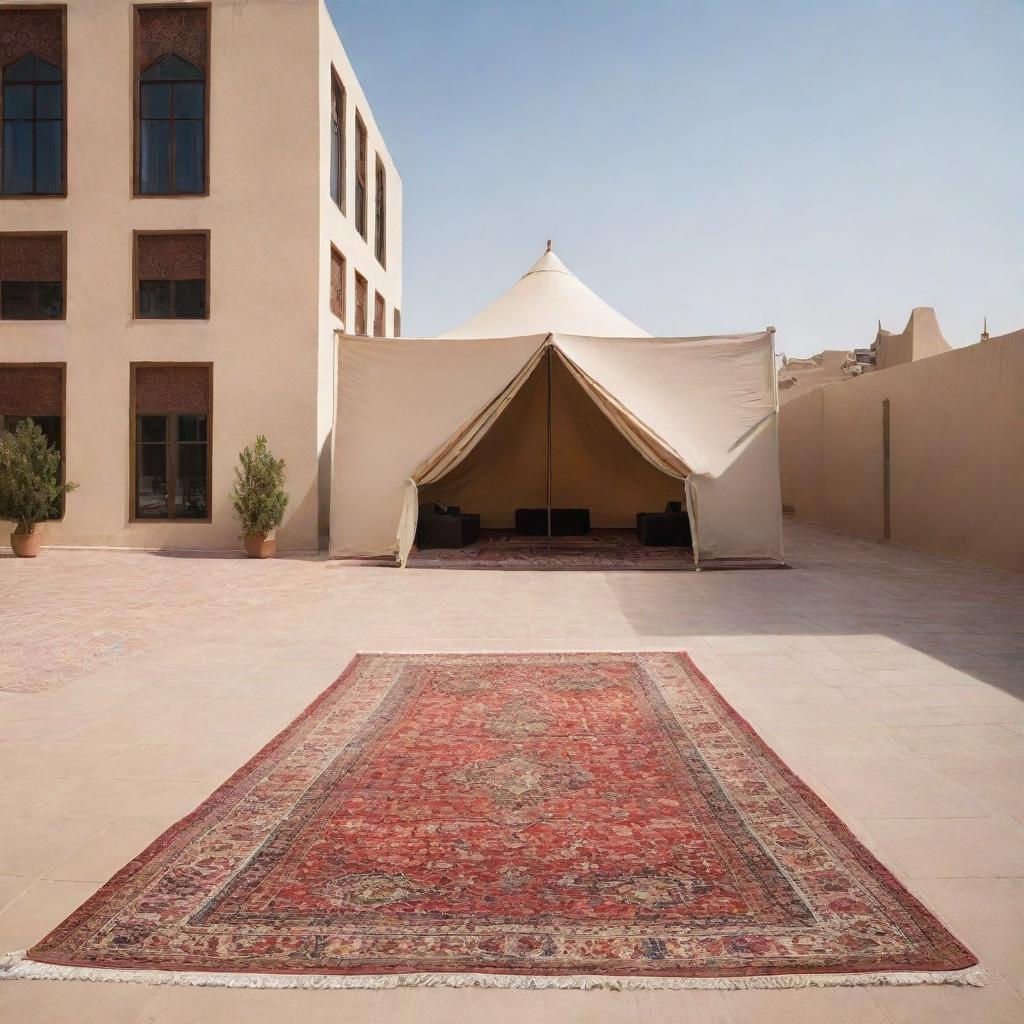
xmin=546 ymin=345 xmax=553 ymax=557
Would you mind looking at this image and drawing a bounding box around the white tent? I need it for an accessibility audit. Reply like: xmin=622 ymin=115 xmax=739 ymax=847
xmin=331 ymin=248 xmax=784 ymax=568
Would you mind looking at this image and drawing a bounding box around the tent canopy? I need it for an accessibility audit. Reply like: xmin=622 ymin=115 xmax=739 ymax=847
xmin=331 ymin=331 xmax=783 ymax=566
xmin=441 ymin=246 xmax=651 ymax=340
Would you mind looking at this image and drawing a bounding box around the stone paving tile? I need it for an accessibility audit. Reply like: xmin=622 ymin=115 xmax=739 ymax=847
xmin=1 ymin=521 xmax=1022 ymax=1022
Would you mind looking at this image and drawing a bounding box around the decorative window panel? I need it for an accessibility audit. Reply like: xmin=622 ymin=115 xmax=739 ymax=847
xmin=330 ymin=246 xmax=345 ymax=322
xmin=394 ymin=308 xmax=401 ymax=338
xmin=354 ymin=272 xmax=367 ymax=336
xmin=0 ymin=8 xmax=63 ymax=70
xmin=137 ymin=233 xmax=206 ymax=280
xmin=354 ymin=113 xmax=367 ymax=239
xmin=0 ymin=364 xmax=62 ymax=417
xmin=134 ymin=365 xmax=210 ymax=414
xmin=373 ymin=291 xmax=385 ymax=337
xmin=0 ymin=234 xmax=62 ymax=281
xmin=135 ymin=6 xmax=208 ymax=74
xmin=374 ymin=154 xmax=386 ymax=267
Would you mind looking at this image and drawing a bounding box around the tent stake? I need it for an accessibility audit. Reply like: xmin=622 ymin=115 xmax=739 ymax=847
xmin=546 ymin=345 xmax=553 ymax=557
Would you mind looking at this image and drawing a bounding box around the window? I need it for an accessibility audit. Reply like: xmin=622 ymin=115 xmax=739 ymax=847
xmin=135 ymin=232 xmax=208 ymax=319
xmin=374 ymin=154 xmax=386 ymax=267
xmin=330 ymin=245 xmax=345 ymax=323
xmin=373 ymin=291 xmax=385 ymax=337
xmin=354 ymin=271 xmax=367 ymax=335
xmin=0 ymin=234 xmax=65 ymax=320
xmin=134 ymin=6 xmax=209 ymax=196
xmin=0 ymin=363 xmax=65 ymax=518
xmin=132 ymin=364 xmax=211 ymax=521
xmin=354 ymin=112 xmax=367 ymax=239
xmin=0 ymin=8 xmax=65 ymax=196
xmin=393 ymin=307 xmax=401 ymax=338
xmin=330 ymin=70 xmax=345 ymax=211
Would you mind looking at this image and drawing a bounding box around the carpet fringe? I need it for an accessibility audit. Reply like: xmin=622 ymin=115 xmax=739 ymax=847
xmin=0 ymin=952 xmax=987 ymax=992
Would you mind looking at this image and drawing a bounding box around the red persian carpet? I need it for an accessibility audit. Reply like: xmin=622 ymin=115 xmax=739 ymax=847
xmin=8 ymin=653 xmax=979 ymax=990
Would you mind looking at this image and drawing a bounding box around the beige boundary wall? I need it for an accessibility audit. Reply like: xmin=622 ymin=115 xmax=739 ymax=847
xmin=779 ymin=333 xmax=1024 ymax=573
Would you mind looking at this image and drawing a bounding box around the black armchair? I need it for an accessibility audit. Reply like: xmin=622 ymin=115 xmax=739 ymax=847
xmin=637 ymin=501 xmax=691 ymax=546
xmin=416 ymin=502 xmax=480 ymax=549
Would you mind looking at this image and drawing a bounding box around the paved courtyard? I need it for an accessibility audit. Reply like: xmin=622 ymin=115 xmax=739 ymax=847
xmin=1 ymin=521 xmax=1022 ymax=1023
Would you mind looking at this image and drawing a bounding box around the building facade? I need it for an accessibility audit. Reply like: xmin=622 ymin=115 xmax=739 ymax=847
xmin=0 ymin=0 xmax=401 ymax=550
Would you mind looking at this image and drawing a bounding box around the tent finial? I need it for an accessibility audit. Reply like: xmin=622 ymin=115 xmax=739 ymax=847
xmin=981 ymin=316 xmax=989 ymax=343
xmin=546 ymin=239 xmax=552 ymax=252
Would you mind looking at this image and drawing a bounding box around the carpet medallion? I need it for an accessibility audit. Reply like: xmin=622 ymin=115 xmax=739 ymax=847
xmin=7 ymin=653 xmax=978 ymax=989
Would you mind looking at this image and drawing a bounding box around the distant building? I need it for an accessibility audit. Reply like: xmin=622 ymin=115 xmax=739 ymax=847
xmin=0 ymin=0 xmax=402 ymax=551
xmin=777 ymin=307 xmax=952 ymax=404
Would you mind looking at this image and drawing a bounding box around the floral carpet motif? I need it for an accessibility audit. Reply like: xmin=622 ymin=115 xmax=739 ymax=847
xmin=21 ymin=653 xmax=976 ymax=985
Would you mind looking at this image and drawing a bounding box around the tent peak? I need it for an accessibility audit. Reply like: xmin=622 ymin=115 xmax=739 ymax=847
xmin=524 ymin=246 xmax=571 ymax=278
xmin=440 ymin=245 xmax=651 ymax=339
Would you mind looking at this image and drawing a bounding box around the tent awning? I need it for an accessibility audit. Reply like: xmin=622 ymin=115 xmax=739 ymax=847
xmin=331 ymin=332 xmax=783 ymax=566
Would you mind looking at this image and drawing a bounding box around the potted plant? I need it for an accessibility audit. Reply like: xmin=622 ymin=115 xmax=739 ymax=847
xmin=0 ymin=419 xmax=78 ymax=558
xmin=230 ymin=435 xmax=288 ymax=558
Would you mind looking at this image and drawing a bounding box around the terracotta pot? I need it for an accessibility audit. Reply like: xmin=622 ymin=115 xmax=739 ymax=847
xmin=244 ymin=532 xmax=276 ymax=559
xmin=11 ymin=528 xmax=42 ymax=558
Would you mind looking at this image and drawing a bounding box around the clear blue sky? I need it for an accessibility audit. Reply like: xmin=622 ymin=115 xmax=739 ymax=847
xmin=327 ymin=0 xmax=1023 ymax=356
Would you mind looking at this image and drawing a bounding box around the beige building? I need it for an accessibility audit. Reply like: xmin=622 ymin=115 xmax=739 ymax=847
xmin=0 ymin=0 xmax=401 ymax=551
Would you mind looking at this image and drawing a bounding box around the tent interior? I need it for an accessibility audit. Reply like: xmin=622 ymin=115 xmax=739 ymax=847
xmin=416 ymin=351 xmax=689 ymax=567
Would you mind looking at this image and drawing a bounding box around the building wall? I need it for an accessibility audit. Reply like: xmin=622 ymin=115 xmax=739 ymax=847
xmin=1 ymin=0 xmax=398 ymax=551
xmin=779 ymin=335 xmax=1024 ymax=572
xmin=316 ymin=0 xmax=402 ymax=534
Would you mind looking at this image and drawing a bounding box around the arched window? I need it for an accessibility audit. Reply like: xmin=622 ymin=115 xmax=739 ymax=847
xmin=2 ymin=54 xmax=64 ymax=195
xmin=138 ymin=53 xmax=205 ymax=195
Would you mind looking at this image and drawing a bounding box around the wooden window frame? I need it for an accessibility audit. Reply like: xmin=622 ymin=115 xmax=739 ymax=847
xmin=374 ymin=153 xmax=386 ymax=268
xmin=132 ymin=4 xmax=211 ymax=199
xmin=132 ymin=229 xmax=210 ymax=321
xmin=0 ymin=360 xmax=66 ymax=519
xmin=129 ymin=362 xmax=213 ymax=524
xmin=0 ymin=230 xmax=67 ymax=321
xmin=373 ymin=290 xmax=385 ymax=337
xmin=354 ymin=111 xmax=367 ymax=240
xmin=329 ymin=243 xmax=346 ymax=324
xmin=329 ymin=66 xmax=345 ymax=214
xmin=353 ymin=270 xmax=367 ymax=336
xmin=0 ymin=4 xmax=67 ymax=200
xmin=393 ymin=307 xmax=401 ymax=338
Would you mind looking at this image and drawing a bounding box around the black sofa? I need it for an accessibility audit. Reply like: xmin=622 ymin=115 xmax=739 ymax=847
xmin=415 ymin=503 xmax=480 ymax=549
xmin=515 ymin=507 xmax=591 ymax=536
xmin=637 ymin=501 xmax=691 ymax=546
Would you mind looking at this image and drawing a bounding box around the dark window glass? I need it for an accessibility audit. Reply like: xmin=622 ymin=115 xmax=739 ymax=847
xmin=137 ymin=280 xmax=205 ymax=319
xmin=173 ymin=280 xmax=205 ymax=319
xmin=138 ymin=54 xmax=205 ymax=195
xmin=140 ymin=82 xmax=170 ymax=118
xmin=135 ymin=412 xmax=208 ymax=520
xmin=139 ymin=415 xmax=167 ymax=442
xmin=1 ymin=281 xmax=63 ymax=320
xmin=2 ymin=55 xmax=64 ymax=196
xmin=138 ymin=280 xmax=172 ymax=318
xmin=172 ymin=119 xmax=204 ymax=193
